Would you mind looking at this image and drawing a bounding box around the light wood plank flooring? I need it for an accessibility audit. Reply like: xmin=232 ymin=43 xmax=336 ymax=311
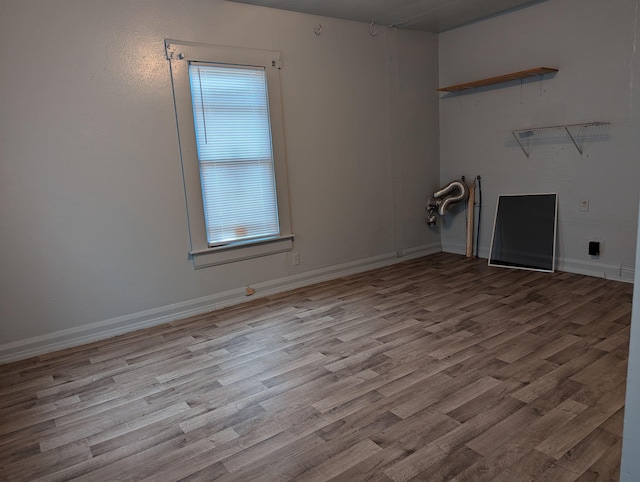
xmin=0 ymin=253 xmax=632 ymax=481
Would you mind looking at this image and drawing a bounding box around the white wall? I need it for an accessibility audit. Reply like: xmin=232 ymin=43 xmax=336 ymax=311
xmin=439 ymin=0 xmax=640 ymax=280
xmin=0 ymin=0 xmax=440 ymax=359
xmin=621 ymin=199 xmax=640 ymax=480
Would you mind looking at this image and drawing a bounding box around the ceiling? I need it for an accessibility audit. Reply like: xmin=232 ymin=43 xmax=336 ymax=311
xmin=226 ymin=0 xmax=544 ymax=32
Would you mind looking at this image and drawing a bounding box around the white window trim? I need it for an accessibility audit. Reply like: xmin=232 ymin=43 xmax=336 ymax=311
xmin=165 ymin=39 xmax=293 ymax=268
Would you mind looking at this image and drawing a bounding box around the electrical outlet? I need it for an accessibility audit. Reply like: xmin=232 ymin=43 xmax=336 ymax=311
xmin=579 ymin=199 xmax=589 ymax=212
xmin=583 ymin=238 xmax=604 ymax=256
xmin=292 ymin=252 xmax=300 ymax=266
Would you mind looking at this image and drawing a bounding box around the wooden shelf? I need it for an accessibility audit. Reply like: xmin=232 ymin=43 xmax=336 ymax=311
xmin=438 ymin=67 xmax=558 ymax=93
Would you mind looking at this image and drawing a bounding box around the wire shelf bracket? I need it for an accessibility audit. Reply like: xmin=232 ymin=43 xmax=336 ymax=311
xmin=511 ymin=121 xmax=611 ymax=158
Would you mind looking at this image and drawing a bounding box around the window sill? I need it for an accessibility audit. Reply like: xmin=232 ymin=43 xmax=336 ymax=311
xmin=190 ymin=235 xmax=294 ymax=269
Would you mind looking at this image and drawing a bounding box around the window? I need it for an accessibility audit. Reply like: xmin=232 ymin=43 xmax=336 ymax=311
xmin=166 ymin=40 xmax=293 ymax=268
xmin=189 ymin=63 xmax=279 ymax=246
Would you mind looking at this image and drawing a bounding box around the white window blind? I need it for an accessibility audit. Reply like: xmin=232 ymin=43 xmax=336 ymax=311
xmin=189 ymin=62 xmax=279 ymax=246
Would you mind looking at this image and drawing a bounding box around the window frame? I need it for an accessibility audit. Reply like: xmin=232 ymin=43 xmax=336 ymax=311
xmin=166 ymin=39 xmax=293 ymax=269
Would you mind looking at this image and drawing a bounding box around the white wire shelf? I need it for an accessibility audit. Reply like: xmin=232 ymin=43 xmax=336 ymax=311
xmin=512 ymin=121 xmax=611 ymax=157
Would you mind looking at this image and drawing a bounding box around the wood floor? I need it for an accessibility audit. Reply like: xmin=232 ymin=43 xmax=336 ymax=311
xmin=0 ymin=253 xmax=633 ymax=481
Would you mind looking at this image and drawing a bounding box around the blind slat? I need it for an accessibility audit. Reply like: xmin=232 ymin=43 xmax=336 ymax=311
xmin=189 ymin=63 xmax=280 ymax=245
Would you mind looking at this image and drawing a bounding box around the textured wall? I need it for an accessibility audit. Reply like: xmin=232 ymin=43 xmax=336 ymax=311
xmin=0 ymin=0 xmax=440 ymax=347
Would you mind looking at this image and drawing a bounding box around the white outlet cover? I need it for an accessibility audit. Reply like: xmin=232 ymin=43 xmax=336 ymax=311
xmin=580 ymin=199 xmax=589 ymax=212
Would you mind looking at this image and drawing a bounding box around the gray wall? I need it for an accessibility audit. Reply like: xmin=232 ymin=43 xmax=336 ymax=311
xmin=439 ymin=0 xmax=640 ymax=280
xmin=0 ymin=0 xmax=440 ymax=354
xmin=622 ymin=201 xmax=640 ymax=480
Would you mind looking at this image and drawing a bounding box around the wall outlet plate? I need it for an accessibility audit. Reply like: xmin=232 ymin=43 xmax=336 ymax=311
xmin=580 ymin=199 xmax=589 ymax=212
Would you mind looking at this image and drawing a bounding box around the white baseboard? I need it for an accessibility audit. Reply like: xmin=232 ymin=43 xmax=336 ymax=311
xmin=442 ymin=243 xmax=635 ymax=283
xmin=0 ymin=243 xmax=441 ymax=364
xmin=442 ymin=242 xmax=491 ymax=259
xmin=556 ymin=257 xmax=635 ymax=283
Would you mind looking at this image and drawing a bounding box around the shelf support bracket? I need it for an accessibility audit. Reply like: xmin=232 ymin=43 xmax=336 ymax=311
xmin=512 ymin=131 xmax=530 ymax=158
xmin=564 ymin=126 xmax=583 ymax=155
xmin=511 ymin=122 xmax=608 ymax=157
